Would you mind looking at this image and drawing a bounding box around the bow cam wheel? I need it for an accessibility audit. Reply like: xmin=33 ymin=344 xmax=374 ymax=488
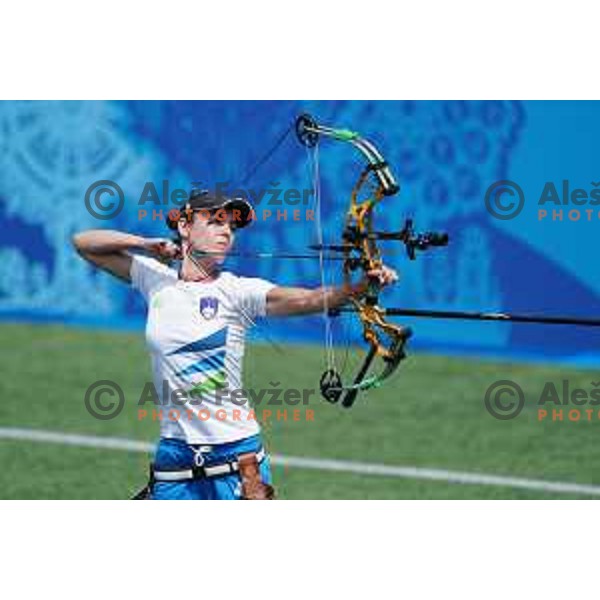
xmin=296 ymin=113 xmax=319 ymax=147
xmin=320 ymin=369 xmax=343 ymax=403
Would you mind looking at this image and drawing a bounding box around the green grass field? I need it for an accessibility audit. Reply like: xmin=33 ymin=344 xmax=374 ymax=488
xmin=1 ymin=322 xmax=599 ymax=499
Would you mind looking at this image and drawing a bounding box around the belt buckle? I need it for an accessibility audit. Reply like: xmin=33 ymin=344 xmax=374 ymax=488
xmin=192 ymin=445 xmax=212 ymax=468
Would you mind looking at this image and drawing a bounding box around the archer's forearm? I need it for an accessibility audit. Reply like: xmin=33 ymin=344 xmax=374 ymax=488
xmin=266 ymin=280 xmax=369 ymax=316
xmin=321 ymin=281 xmax=368 ymax=310
xmin=72 ymin=229 xmax=146 ymax=255
xmin=290 ymin=282 xmax=368 ymax=314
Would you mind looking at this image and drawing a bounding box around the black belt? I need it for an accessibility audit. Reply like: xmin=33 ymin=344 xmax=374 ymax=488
xmin=152 ymin=447 xmax=266 ymax=482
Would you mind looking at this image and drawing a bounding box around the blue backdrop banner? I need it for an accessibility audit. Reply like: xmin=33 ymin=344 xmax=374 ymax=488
xmin=0 ymin=100 xmax=598 ymax=365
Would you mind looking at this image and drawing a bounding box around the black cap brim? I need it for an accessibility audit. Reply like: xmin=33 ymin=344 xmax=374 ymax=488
xmin=222 ymin=199 xmax=253 ymax=229
xmin=166 ymin=197 xmax=254 ymax=230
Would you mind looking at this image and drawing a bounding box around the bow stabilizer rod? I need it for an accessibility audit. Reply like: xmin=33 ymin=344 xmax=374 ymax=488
xmin=334 ymin=307 xmax=600 ymax=327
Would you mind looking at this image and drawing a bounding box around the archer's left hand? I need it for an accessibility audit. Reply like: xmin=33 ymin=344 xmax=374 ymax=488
xmin=366 ymin=264 xmax=399 ymax=287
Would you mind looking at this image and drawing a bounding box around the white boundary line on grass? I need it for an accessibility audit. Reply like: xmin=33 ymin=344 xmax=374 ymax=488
xmin=1 ymin=426 xmax=600 ymax=497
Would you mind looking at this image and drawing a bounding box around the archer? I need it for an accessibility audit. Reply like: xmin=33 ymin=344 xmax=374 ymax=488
xmin=72 ymin=189 xmax=398 ymax=500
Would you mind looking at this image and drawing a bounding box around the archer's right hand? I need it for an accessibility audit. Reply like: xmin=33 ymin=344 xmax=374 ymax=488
xmin=142 ymin=238 xmax=182 ymax=261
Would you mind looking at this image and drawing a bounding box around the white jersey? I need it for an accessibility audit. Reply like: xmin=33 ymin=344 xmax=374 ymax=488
xmin=130 ymin=254 xmax=275 ymax=444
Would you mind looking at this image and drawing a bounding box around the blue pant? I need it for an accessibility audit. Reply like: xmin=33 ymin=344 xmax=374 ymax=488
xmin=151 ymin=435 xmax=272 ymax=500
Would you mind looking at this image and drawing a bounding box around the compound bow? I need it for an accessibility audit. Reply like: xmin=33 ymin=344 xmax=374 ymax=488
xmin=295 ymin=114 xmax=448 ymax=408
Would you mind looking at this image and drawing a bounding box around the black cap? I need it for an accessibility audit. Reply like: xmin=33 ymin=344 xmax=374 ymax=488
xmin=166 ymin=189 xmax=253 ymax=231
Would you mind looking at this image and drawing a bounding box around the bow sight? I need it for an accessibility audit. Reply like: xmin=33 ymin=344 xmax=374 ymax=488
xmin=334 ymin=219 xmax=450 ymax=261
xmin=373 ymin=219 xmax=449 ymax=260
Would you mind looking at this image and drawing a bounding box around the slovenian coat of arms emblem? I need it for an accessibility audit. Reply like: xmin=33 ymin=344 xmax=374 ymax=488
xmin=199 ymin=297 xmax=219 ymax=320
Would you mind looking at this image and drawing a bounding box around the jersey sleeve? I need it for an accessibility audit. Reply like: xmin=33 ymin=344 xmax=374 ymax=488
xmin=234 ymin=276 xmax=277 ymax=321
xmin=130 ymin=254 xmax=177 ymax=302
